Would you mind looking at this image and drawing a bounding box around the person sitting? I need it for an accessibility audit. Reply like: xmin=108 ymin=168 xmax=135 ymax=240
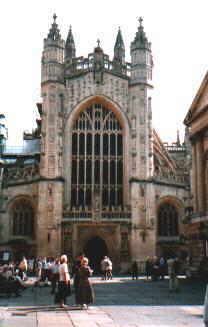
xmin=0 ymin=266 xmax=23 ymax=297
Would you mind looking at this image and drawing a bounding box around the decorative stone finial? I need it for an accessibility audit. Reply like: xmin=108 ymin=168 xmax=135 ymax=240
xmin=47 ymin=13 xmax=61 ymax=41
xmin=138 ymin=17 xmax=143 ymax=27
xmin=53 ymin=13 xmax=57 ymax=23
xmin=131 ymin=16 xmax=151 ymax=51
xmin=97 ymin=39 xmax=100 ymax=47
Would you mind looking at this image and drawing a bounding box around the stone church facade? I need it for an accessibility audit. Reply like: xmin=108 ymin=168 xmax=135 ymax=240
xmin=0 ymin=16 xmax=189 ymax=271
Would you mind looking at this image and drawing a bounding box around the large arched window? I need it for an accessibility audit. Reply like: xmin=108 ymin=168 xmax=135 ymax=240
xmin=158 ymin=203 xmax=179 ymax=236
xmin=12 ymin=199 xmax=34 ymax=237
xmin=71 ymin=104 xmax=123 ymax=208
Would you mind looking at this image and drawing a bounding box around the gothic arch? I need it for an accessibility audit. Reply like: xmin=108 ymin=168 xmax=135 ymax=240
xmin=65 ymin=95 xmax=131 ymax=132
xmin=157 ymin=195 xmax=184 ymax=211
xmin=79 ymin=230 xmax=114 ymax=252
xmin=63 ymin=95 xmax=131 ymax=208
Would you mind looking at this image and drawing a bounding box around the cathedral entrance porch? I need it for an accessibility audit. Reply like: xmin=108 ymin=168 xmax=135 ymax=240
xmin=72 ymin=223 xmax=121 ymax=272
xmin=84 ymin=236 xmax=108 ymax=273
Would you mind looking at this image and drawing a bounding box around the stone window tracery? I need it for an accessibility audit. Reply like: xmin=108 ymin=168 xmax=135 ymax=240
xmin=158 ymin=203 xmax=178 ymax=236
xmin=12 ymin=199 xmax=34 ymax=237
xmin=71 ymin=103 xmax=124 ymax=209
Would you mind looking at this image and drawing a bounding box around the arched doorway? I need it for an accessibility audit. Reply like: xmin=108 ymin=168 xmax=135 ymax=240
xmin=84 ymin=236 xmax=108 ymax=273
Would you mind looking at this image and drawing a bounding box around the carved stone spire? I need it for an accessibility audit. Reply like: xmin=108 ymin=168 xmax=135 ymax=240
xmin=113 ymin=27 xmax=125 ymax=63
xmin=65 ymin=25 xmax=76 ymax=62
xmin=47 ymin=13 xmax=61 ymax=41
xmin=42 ymin=14 xmax=64 ymax=83
xmin=130 ymin=17 xmax=153 ymax=84
xmin=93 ymin=39 xmax=104 ymax=84
xmin=131 ymin=17 xmax=151 ymax=51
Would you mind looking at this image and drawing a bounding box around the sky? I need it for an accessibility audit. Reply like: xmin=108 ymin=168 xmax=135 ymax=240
xmin=1 ymin=0 xmax=208 ymax=145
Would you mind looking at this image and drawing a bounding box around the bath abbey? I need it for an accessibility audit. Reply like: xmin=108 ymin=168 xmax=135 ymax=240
xmin=1 ymin=15 xmax=203 ymax=272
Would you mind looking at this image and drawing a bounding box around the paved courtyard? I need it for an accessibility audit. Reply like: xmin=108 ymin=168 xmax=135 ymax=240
xmin=0 ymin=276 xmax=206 ymax=326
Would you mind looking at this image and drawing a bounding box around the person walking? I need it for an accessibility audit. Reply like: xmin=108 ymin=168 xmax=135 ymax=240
xmin=57 ymin=254 xmax=71 ymax=308
xmin=77 ymin=257 xmax=94 ymax=309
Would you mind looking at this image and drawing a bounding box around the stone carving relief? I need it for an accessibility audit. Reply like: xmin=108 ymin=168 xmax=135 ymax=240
xmin=3 ymin=164 xmax=39 ymax=185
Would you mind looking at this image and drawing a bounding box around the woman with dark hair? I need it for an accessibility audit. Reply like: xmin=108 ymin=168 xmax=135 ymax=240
xmin=57 ymin=254 xmax=71 ymax=308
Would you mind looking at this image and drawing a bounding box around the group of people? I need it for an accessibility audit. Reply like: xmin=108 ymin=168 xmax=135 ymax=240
xmin=0 ymin=253 xmax=95 ymax=309
xmin=131 ymin=256 xmax=181 ymax=293
xmin=144 ymin=256 xmax=167 ymax=281
xmin=131 ymin=256 xmax=167 ymax=281
xmin=0 ymin=251 xmax=183 ymax=307
xmin=0 ymin=260 xmax=27 ymax=297
xmin=35 ymin=254 xmax=94 ymax=309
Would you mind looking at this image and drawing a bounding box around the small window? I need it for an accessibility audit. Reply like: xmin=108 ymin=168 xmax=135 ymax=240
xmin=12 ymin=200 xmax=34 ymax=237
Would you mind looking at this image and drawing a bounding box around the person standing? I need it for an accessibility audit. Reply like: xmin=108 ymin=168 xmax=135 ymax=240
xmin=101 ymin=256 xmax=110 ymax=280
xmin=72 ymin=257 xmax=82 ymax=305
xmin=51 ymin=258 xmax=60 ymax=294
xmin=18 ymin=256 xmax=28 ymax=280
xmin=159 ymin=256 xmax=166 ymax=280
xmin=106 ymin=257 xmax=113 ymax=280
xmin=77 ymin=257 xmax=94 ymax=309
xmin=58 ymin=254 xmax=71 ymax=308
xmin=131 ymin=261 xmax=138 ymax=280
xmin=145 ymin=257 xmax=152 ymax=281
xmin=167 ymin=256 xmax=180 ymax=292
xmin=36 ymin=257 xmax=42 ymax=282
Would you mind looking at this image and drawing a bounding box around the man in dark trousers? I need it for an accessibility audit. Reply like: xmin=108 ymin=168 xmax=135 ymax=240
xmin=131 ymin=261 xmax=138 ymax=280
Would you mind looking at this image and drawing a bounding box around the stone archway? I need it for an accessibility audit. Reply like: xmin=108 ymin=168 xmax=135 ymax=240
xmin=84 ymin=236 xmax=108 ymax=273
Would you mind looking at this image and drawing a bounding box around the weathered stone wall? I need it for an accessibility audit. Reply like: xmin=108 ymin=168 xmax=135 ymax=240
xmin=36 ymin=181 xmax=63 ymax=257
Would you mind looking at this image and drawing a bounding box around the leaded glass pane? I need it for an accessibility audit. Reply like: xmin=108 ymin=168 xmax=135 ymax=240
xmin=158 ymin=203 xmax=179 ymax=236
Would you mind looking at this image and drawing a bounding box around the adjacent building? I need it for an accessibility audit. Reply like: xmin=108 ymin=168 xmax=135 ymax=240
xmin=184 ymin=71 xmax=208 ymax=267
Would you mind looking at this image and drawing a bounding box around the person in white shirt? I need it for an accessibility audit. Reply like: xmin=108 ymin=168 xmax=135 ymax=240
xmin=57 ymin=254 xmax=71 ymax=308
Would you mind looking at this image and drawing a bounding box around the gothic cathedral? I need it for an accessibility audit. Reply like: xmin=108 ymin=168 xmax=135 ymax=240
xmin=0 ymin=16 xmax=189 ymax=271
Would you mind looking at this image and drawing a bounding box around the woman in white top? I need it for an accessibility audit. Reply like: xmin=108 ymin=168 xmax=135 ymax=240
xmin=58 ymin=254 xmax=71 ymax=308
